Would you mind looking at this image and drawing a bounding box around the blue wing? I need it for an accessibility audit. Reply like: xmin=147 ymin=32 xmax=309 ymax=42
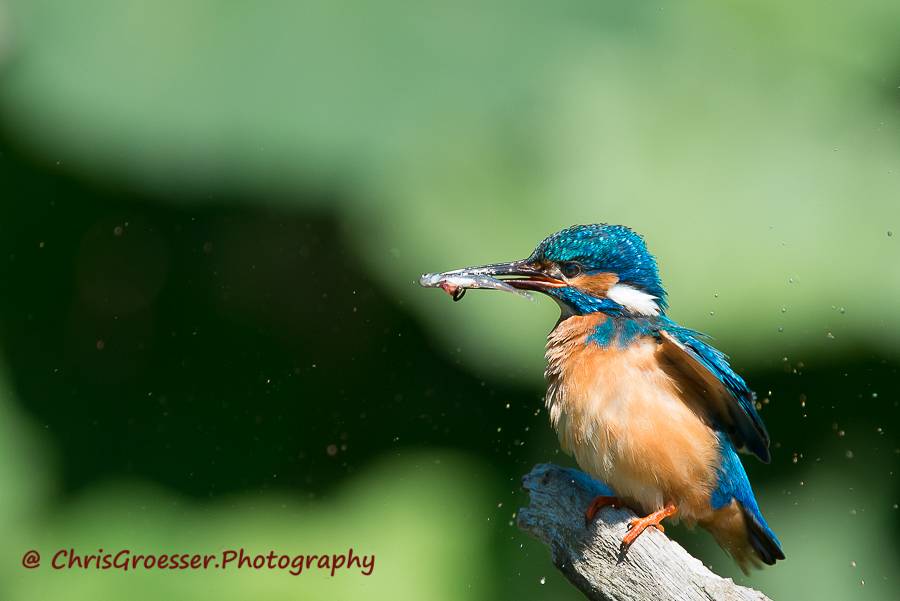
xmin=656 ymin=321 xmax=771 ymax=463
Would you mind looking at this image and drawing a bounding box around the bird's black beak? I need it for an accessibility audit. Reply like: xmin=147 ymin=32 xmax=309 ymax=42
xmin=419 ymin=259 xmax=566 ymax=301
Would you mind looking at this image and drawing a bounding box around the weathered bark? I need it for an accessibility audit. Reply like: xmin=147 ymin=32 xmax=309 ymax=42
xmin=516 ymin=463 xmax=773 ymax=601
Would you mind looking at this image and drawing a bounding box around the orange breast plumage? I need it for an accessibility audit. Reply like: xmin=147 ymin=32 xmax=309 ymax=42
xmin=544 ymin=314 xmax=720 ymax=523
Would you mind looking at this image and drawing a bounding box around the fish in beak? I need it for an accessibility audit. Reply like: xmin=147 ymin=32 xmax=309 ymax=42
xmin=419 ymin=260 xmax=566 ymax=302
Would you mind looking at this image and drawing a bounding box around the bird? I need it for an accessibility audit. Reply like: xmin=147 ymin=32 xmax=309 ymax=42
xmin=421 ymin=224 xmax=784 ymax=573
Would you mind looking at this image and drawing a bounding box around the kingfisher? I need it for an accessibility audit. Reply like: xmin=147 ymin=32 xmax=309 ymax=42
xmin=421 ymin=224 xmax=784 ymax=572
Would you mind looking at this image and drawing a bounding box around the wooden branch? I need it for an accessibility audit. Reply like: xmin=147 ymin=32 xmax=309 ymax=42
xmin=516 ymin=463 xmax=773 ymax=601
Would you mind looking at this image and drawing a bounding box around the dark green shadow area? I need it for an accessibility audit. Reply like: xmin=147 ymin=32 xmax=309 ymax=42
xmin=0 ymin=137 xmax=545 ymax=500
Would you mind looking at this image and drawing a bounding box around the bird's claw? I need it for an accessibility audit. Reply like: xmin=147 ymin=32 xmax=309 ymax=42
xmin=584 ymin=495 xmax=621 ymax=525
xmin=626 ymin=516 xmax=665 ymax=533
xmin=619 ymin=504 xmax=678 ymax=554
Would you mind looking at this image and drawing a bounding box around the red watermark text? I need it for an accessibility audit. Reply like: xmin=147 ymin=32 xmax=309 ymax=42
xmin=22 ymin=548 xmax=375 ymax=576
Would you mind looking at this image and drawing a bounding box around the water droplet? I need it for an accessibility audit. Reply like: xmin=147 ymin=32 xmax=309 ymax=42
xmin=539 ymin=577 xmax=546 ymax=585
xmin=888 ymin=231 xmax=894 ymax=237
xmin=780 ymin=306 xmax=787 ymax=313
xmin=839 ymin=307 xmax=846 ymax=314
xmin=845 ymin=450 xmax=854 ymax=459
xmin=850 ymin=560 xmax=857 ymax=568
xmin=838 ymin=430 xmax=845 ymax=437
xmin=826 ymin=331 xmax=835 ymax=339
xmin=777 ymin=326 xmax=784 ymax=332
xmin=113 ymin=225 xmax=124 ymax=237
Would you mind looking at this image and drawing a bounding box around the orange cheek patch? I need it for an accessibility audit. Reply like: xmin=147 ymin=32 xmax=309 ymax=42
xmin=569 ymin=272 xmax=619 ymax=297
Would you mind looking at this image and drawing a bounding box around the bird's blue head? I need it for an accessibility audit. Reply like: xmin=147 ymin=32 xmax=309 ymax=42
xmin=531 ymin=224 xmax=667 ymax=316
xmin=428 ymin=224 xmax=667 ymax=317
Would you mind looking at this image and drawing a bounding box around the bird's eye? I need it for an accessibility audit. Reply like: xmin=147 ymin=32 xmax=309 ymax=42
xmin=559 ymin=262 xmax=582 ymax=278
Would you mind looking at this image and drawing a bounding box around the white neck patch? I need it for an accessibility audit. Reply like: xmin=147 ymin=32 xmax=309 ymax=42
xmin=607 ymin=283 xmax=660 ymax=316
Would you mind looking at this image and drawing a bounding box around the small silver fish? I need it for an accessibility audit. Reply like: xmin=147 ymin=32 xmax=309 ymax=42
xmin=419 ymin=271 xmax=533 ymax=302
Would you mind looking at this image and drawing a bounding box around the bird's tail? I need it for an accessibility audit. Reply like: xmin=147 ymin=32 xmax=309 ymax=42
xmin=703 ymin=500 xmax=785 ymax=574
xmin=741 ymin=503 xmax=785 ymax=568
xmin=707 ymin=432 xmax=784 ymax=573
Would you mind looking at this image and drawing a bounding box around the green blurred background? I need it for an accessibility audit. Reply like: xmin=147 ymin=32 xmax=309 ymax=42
xmin=0 ymin=1 xmax=898 ymax=599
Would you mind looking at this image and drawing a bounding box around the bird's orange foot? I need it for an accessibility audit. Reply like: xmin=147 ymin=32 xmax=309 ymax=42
xmin=620 ymin=504 xmax=678 ymax=553
xmin=584 ymin=495 xmax=621 ymax=524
